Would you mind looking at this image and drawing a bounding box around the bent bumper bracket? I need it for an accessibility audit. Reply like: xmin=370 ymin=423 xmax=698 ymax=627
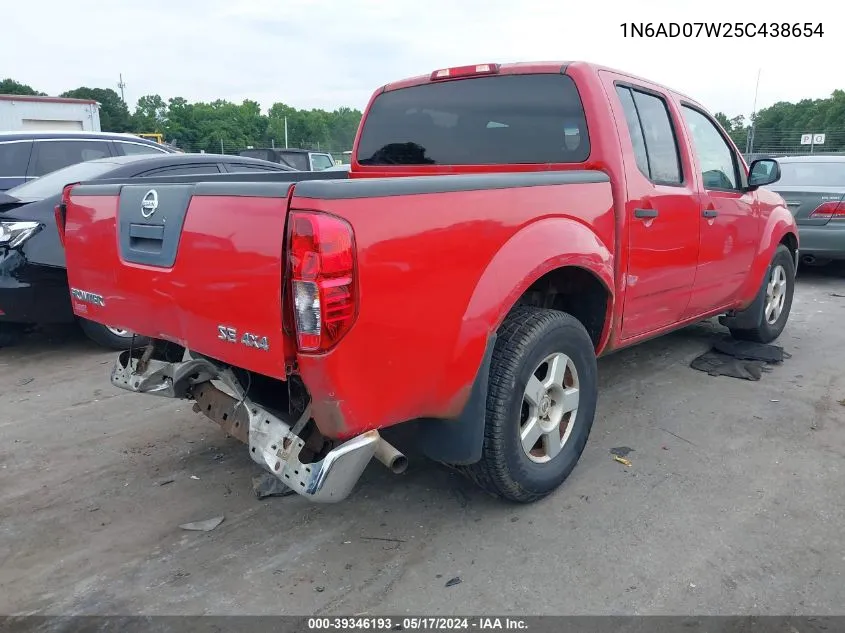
xmin=110 ymin=350 xmax=378 ymax=503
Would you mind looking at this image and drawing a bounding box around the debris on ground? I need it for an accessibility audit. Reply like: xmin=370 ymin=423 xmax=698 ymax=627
xmin=190 ymin=475 xmax=200 ymax=480
xmin=156 ymin=478 xmax=175 ymax=486
xmin=830 ymin=293 xmax=845 ymax=298
xmin=838 ymin=399 xmax=845 ymax=407
xmin=179 ymin=516 xmax=224 ymax=532
xmin=613 ymin=455 xmax=632 ymax=467
xmin=361 ymin=536 xmax=406 ymax=543
xmin=315 ymin=586 xmax=325 ymax=592
xmin=17 ymin=377 xmax=34 ymax=387
xmin=610 ymin=446 xmax=635 ymax=458
xmin=690 ymin=337 xmax=788 ymax=381
xmin=445 ymin=577 xmax=462 ymax=587
xmin=252 ymin=473 xmax=296 ymax=499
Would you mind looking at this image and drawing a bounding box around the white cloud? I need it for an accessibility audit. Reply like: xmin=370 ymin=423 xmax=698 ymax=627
xmin=1 ymin=0 xmax=836 ymax=118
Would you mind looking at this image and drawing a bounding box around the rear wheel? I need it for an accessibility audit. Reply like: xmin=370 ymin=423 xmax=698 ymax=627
xmin=78 ymin=318 xmax=150 ymax=350
xmin=0 ymin=323 xmax=27 ymax=348
xmin=730 ymin=244 xmax=795 ymax=344
xmin=459 ymin=306 xmax=598 ymax=503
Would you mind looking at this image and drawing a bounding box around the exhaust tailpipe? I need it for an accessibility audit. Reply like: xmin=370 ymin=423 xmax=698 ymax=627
xmin=802 ymin=254 xmax=816 ymax=265
xmin=374 ymin=438 xmax=408 ymax=474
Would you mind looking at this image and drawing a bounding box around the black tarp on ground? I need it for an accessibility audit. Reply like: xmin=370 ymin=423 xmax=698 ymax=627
xmin=690 ymin=337 xmax=789 ymax=381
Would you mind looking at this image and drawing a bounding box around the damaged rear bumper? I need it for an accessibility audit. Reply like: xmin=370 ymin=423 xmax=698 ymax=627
xmin=111 ymin=350 xmax=394 ymax=503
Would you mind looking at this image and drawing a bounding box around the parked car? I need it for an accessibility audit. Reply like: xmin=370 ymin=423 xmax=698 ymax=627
xmin=0 ymin=153 xmax=296 ymax=349
xmin=0 ymin=131 xmax=177 ymax=191
xmin=238 ymin=148 xmax=336 ymax=171
xmin=324 ymin=163 xmax=351 ymax=172
xmin=60 ymin=61 xmax=797 ymax=505
xmin=763 ymin=155 xmax=845 ymax=265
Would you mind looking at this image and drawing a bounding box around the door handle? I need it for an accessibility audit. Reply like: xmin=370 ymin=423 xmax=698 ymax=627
xmin=634 ymin=208 xmax=658 ymax=219
xmin=702 ymin=209 xmax=719 ymax=218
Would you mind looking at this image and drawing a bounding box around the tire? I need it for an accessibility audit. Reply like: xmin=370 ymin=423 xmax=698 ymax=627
xmin=78 ymin=318 xmax=150 ymax=350
xmin=458 ymin=306 xmax=598 ymax=503
xmin=730 ymin=244 xmax=795 ymax=344
xmin=0 ymin=323 xmax=27 ymax=348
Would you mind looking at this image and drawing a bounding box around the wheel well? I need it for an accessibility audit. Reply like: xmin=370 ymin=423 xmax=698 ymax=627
xmin=780 ymin=232 xmax=798 ymax=262
xmin=514 ymin=266 xmax=609 ymax=349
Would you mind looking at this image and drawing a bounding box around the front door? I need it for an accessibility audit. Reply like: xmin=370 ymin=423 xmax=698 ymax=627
xmin=603 ymin=75 xmax=702 ymax=340
xmin=678 ymin=105 xmax=759 ymax=316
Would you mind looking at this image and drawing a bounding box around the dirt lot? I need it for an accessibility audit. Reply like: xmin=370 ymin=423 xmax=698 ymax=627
xmin=1 ymin=267 xmax=844 ymax=617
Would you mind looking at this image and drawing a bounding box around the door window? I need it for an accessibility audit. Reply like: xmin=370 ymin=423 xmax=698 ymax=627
xmin=0 ymin=141 xmax=33 ymax=177
xmin=681 ymin=106 xmax=739 ymax=190
xmin=615 ymin=86 xmax=682 ymax=185
xmin=615 ymin=87 xmax=650 ymax=178
xmin=136 ymin=164 xmax=222 ymax=176
xmin=31 ymin=140 xmax=111 ymax=176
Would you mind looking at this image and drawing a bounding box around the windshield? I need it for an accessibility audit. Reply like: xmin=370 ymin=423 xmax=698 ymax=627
xmin=356 ymin=74 xmax=590 ymax=166
xmin=776 ymin=161 xmax=845 ymax=187
xmin=7 ymin=160 xmax=122 ymax=199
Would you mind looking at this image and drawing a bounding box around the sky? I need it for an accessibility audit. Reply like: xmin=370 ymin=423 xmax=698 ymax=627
xmin=1 ymin=0 xmax=837 ymax=120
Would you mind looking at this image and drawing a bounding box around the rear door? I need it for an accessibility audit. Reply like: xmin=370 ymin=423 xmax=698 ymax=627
xmin=601 ymin=73 xmax=701 ymax=339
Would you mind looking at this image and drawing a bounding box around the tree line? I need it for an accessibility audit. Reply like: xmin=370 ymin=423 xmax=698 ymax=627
xmin=0 ymin=78 xmax=363 ymax=153
xmin=716 ymin=89 xmax=845 ymax=154
xmin=4 ymin=77 xmax=845 ymax=156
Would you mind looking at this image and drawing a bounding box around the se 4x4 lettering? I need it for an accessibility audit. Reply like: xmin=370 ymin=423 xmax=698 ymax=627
xmin=217 ymin=325 xmax=269 ymax=351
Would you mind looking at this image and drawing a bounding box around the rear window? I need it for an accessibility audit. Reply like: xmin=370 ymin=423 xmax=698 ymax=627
xmin=116 ymin=141 xmax=167 ymax=156
xmin=356 ymin=74 xmax=590 ymax=166
xmin=776 ymin=162 xmax=845 ymax=187
xmin=7 ymin=160 xmax=119 ymax=199
xmin=277 ymin=152 xmax=310 ymax=171
xmin=310 ymin=154 xmax=335 ymax=171
xmin=240 ymin=149 xmax=272 ymax=161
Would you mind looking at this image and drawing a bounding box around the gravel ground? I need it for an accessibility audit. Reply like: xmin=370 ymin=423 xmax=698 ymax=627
xmin=1 ymin=267 xmax=843 ymax=616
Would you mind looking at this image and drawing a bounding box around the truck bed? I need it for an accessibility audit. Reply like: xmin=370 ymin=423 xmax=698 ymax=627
xmin=64 ymin=169 xmax=614 ymax=438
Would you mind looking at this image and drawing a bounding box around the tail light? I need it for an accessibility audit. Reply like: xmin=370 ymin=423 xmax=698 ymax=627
xmin=430 ymin=63 xmax=500 ymax=81
xmin=54 ymin=183 xmax=76 ymax=247
xmin=288 ymin=211 xmax=357 ymax=352
xmin=809 ymin=200 xmax=845 ymax=219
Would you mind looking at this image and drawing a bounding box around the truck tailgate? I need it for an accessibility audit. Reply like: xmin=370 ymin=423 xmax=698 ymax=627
xmin=64 ymin=181 xmax=295 ymax=379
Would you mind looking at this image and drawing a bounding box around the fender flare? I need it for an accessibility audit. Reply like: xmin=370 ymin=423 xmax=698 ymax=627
xmin=417 ymin=217 xmax=615 ymax=465
xmin=743 ymin=207 xmax=799 ymax=301
xmin=723 ymin=206 xmax=798 ymax=329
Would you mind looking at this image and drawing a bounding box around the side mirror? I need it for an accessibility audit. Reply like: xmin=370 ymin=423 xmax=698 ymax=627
xmin=747 ymin=158 xmax=781 ymax=189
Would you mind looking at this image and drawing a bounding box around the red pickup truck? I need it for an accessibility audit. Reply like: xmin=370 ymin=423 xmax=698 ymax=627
xmin=60 ymin=61 xmax=798 ymax=504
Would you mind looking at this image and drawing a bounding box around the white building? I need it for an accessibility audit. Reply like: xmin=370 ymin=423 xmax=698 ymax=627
xmin=0 ymin=95 xmax=101 ymax=132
